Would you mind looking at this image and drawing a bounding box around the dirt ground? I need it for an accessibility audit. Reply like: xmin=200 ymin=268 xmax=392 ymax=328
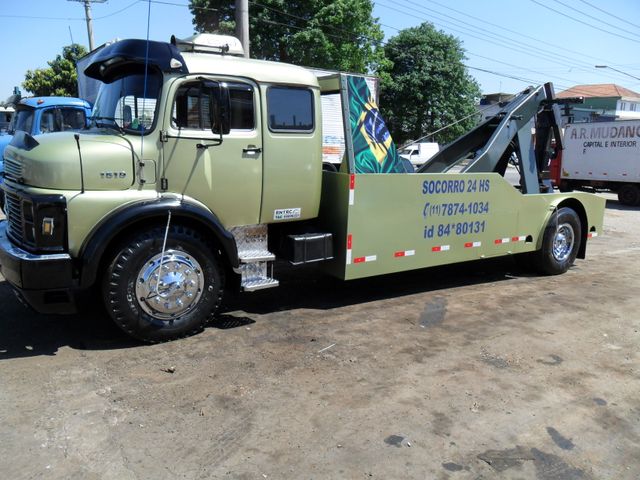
xmin=1 ymin=193 xmax=639 ymax=480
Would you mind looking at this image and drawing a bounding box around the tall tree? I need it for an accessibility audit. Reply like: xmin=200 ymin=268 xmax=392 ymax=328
xmin=189 ymin=0 xmax=387 ymax=73
xmin=23 ymin=44 xmax=88 ymax=97
xmin=380 ymin=23 xmax=481 ymax=146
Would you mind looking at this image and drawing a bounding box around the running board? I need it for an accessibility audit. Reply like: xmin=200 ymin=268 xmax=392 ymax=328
xmin=231 ymin=224 xmax=279 ymax=292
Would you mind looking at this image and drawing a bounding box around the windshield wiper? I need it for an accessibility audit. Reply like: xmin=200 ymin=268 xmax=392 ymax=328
xmin=91 ymin=116 xmax=125 ymax=134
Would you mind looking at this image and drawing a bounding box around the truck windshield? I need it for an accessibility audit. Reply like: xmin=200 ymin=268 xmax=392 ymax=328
xmin=8 ymin=107 xmax=35 ymax=135
xmin=91 ymin=72 xmax=161 ymax=134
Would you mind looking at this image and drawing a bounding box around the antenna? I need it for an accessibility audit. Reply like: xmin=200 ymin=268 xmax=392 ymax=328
xmin=74 ymin=134 xmax=85 ymax=194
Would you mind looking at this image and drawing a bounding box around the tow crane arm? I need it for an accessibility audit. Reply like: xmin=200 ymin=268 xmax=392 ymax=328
xmin=417 ymin=83 xmax=581 ymax=194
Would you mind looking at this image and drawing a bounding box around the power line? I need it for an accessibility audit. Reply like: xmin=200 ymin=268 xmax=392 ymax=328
xmin=420 ymin=0 xmax=621 ymax=66
xmin=249 ymin=1 xmax=372 ymax=41
xmin=381 ymin=0 xmax=634 ymax=86
xmin=530 ymin=0 xmax=640 ymax=44
xmin=551 ymin=0 xmax=640 ymax=40
xmin=147 ymin=0 xmax=214 ymax=10
xmin=94 ymin=1 xmax=139 ymax=20
xmin=257 ymin=18 xmax=345 ymax=41
xmin=393 ymin=0 xmax=630 ymax=83
xmin=68 ymin=0 xmax=108 ymax=50
xmin=0 ymin=0 xmax=141 ymax=21
xmin=577 ymin=0 xmax=640 ymax=30
xmin=377 ymin=0 xmax=616 ymax=87
xmin=416 ymin=0 xmax=640 ymax=86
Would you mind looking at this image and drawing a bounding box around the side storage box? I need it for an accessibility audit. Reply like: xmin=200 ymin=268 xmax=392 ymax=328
xmin=284 ymin=233 xmax=333 ymax=265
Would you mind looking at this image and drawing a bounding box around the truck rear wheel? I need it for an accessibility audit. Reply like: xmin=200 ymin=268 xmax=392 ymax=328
xmin=617 ymin=184 xmax=640 ymax=206
xmin=534 ymin=207 xmax=581 ymax=275
xmin=102 ymin=226 xmax=224 ymax=343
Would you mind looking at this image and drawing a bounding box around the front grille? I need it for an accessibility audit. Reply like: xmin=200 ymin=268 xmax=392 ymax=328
xmin=4 ymin=190 xmax=26 ymax=245
xmin=3 ymin=157 xmax=23 ymax=179
xmin=3 ymin=187 xmax=67 ymax=253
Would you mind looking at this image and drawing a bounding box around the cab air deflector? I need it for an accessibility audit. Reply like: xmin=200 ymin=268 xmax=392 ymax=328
xmin=83 ymin=39 xmax=188 ymax=83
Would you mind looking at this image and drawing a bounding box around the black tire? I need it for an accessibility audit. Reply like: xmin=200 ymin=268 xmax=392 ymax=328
xmin=617 ymin=184 xmax=640 ymax=206
xmin=533 ymin=207 xmax=582 ymax=275
xmin=558 ymin=180 xmax=572 ymax=193
xmin=102 ymin=225 xmax=224 ymax=343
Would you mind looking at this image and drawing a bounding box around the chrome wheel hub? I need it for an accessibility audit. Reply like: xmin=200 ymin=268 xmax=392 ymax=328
xmin=552 ymin=223 xmax=575 ymax=262
xmin=135 ymin=249 xmax=204 ymax=319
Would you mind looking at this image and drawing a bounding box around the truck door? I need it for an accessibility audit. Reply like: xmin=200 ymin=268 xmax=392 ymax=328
xmin=162 ymin=78 xmax=262 ymax=227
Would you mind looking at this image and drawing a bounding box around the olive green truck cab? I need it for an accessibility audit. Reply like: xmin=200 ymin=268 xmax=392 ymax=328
xmin=0 ymin=34 xmax=605 ymax=342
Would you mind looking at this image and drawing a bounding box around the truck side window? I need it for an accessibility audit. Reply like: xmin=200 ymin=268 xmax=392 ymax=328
xmin=228 ymin=84 xmax=254 ymax=130
xmin=172 ymin=82 xmax=255 ymax=131
xmin=267 ymin=86 xmax=314 ymax=132
xmin=173 ymin=83 xmax=213 ymax=130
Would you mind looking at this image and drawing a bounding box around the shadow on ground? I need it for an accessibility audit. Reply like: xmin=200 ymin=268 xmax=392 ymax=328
xmin=0 ymin=256 xmax=534 ymax=359
xmin=605 ymin=198 xmax=639 ymax=211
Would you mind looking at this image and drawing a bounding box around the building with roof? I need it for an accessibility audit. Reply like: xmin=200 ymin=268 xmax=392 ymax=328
xmin=477 ymin=92 xmax=516 ymax=120
xmin=557 ymin=84 xmax=640 ymax=124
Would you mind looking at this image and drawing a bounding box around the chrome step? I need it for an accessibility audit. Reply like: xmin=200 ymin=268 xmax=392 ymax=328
xmin=242 ymin=277 xmax=280 ymax=292
xmin=231 ymin=225 xmax=279 ymax=291
xmin=239 ymin=249 xmax=275 ymax=263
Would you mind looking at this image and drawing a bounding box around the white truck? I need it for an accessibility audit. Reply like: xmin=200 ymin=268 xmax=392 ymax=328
xmin=399 ymin=142 xmax=440 ymax=168
xmin=552 ymin=120 xmax=640 ymax=206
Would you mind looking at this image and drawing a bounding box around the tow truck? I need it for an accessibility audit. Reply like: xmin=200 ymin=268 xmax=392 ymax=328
xmin=0 ymin=34 xmax=605 ymax=342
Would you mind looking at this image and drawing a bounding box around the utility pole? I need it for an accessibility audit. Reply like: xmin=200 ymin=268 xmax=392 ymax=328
xmin=235 ymin=0 xmax=249 ymax=58
xmin=68 ymin=0 xmax=106 ymax=51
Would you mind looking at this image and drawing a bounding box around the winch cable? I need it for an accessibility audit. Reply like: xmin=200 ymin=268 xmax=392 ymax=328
xmin=399 ymin=103 xmax=496 ymax=150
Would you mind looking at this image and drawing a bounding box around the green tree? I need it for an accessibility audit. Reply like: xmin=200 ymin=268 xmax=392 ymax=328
xmin=23 ymin=44 xmax=88 ymax=97
xmin=189 ymin=0 xmax=387 ymax=73
xmin=380 ymin=23 xmax=481 ymax=146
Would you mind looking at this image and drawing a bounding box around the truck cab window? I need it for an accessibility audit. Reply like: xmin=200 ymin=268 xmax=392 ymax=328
xmin=92 ymin=72 xmax=161 ymax=134
xmin=40 ymin=108 xmax=86 ymax=133
xmin=267 ymin=87 xmax=314 ymax=132
xmin=172 ymin=83 xmax=214 ymax=130
xmin=229 ymin=84 xmax=254 ymax=130
xmin=40 ymin=110 xmax=59 ymax=133
xmin=60 ymin=108 xmax=86 ymax=130
xmin=172 ymin=82 xmax=254 ymax=131
xmin=10 ymin=108 xmax=34 ymax=134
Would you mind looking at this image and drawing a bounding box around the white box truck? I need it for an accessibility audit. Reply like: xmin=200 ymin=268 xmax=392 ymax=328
xmin=552 ymin=120 xmax=640 ymax=205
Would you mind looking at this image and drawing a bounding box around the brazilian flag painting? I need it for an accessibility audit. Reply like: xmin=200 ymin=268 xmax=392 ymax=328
xmin=346 ymin=75 xmax=407 ymax=174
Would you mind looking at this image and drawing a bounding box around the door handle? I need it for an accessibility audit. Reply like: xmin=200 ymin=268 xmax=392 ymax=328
xmin=242 ymin=146 xmax=262 ymax=155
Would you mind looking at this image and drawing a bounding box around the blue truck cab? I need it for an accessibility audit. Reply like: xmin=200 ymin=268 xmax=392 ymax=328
xmin=0 ymin=97 xmax=92 ymax=179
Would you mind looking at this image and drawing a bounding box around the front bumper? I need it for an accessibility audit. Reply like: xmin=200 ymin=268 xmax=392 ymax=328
xmin=0 ymin=220 xmax=77 ymax=313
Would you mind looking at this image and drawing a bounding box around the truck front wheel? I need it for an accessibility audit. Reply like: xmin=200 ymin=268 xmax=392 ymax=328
xmin=102 ymin=226 xmax=224 ymax=343
xmin=534 ymin=207 xmax=582 ymax=275
xmin=617 ymin=184 xmax=640 ymax=206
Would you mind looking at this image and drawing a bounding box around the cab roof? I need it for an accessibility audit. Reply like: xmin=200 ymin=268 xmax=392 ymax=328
xmin=83 ymin=37 xmax=318 ymax=89
xmin=181 ymin=52 xmax=319 ymax=88
xmin=19 ymin=97 xmax=91 ymax=109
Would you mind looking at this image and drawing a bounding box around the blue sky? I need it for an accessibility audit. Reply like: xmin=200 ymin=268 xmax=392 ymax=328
xmin=2 ymin=0 xmax=639 ymax=100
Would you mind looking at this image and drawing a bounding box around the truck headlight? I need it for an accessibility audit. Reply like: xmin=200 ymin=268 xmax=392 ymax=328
xmin=42 ymin=217 xmax=55 ymax=236
xmin=5 ymin=190 xmax=67 ymax=252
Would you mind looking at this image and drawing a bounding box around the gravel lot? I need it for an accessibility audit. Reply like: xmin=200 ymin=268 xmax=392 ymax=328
xmin=1 ymin=193 xmax=638 ymax=480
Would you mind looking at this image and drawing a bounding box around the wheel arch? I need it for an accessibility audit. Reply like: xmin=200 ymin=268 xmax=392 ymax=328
xmin=78 ymin=198 xmax=239 ymax=289
xmin=550 ymin=198 xmax=588 ymax=259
